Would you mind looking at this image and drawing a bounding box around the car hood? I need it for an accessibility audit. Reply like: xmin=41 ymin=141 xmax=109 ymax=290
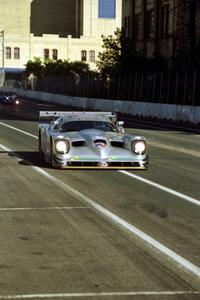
xmin=58 ymin=129 xmax=123 ymax=143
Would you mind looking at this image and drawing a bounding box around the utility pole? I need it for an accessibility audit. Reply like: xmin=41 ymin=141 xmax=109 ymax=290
xmin=0 ymin=30 xmax=4 ymax=69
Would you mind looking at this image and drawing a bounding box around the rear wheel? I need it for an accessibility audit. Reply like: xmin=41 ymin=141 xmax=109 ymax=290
xmin=38 ymin=131 xmax=44 ymax=159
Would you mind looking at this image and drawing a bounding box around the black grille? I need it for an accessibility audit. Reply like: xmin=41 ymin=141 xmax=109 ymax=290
xmin=72 ymin=141 xmax=85 ymax=147
xmin=110 ymin=141 xmax=124 ymax=147
xmin=94 ymin=139 xmax=107 ymax=144
xmin=67 ymin=161 xmax=140 ymax=167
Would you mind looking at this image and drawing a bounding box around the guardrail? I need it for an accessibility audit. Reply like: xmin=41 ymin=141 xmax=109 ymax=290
xmin=1 ymin=87 xmax=199 ymax=125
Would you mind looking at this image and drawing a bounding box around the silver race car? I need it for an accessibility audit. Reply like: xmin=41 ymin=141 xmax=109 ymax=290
xmin=38 ymin=111 xmax=149 ymax=169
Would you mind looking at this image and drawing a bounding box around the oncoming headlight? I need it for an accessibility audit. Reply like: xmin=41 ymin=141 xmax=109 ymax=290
xmin=132 ymin=140 xmax=146 ymax=154
xmin=55 ymin=140 xmax=69 ymax=154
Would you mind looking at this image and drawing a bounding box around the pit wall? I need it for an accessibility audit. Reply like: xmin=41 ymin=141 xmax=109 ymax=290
xmin=1 ymin=88 xmax=200 ymax=125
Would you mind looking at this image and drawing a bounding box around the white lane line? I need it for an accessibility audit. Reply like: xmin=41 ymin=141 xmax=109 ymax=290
xmin=0 ymin=120 xmax=199 ymax=207
xmin=0 ymin=143 xmax=200 ymax=279
xmin=0 ymin=207 xmax=90 ymax=211
xmin=1 ymin=121 xmax=199 ymax=202
xmin=0 ymin=122 xmax=38 ymax=139
xmin=119 ymin=170 xmax=200 ymax=206
xmin=151 ymin=141 xmax=200 ymax=158
xmin=0 ymin=291 xmax=199 ymax=299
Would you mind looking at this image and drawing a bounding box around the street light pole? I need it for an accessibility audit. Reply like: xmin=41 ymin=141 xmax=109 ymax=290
xmin=0 ymin=30 xmax=4 ymax=69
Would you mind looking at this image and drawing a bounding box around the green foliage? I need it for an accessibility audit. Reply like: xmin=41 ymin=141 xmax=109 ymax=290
xmin=25 ymin=58 xmax=90 ymax=77
xmin=25 ymin=57 xmax=44 ymax=76
xmin=96 ymin=28 xmax=168 ymax=76
xmin=96 ymin=28 xmax=122 ymax=76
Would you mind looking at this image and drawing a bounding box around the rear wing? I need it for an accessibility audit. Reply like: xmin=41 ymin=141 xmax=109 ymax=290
xmin=39 ymin=111 xmax=117 ymax=124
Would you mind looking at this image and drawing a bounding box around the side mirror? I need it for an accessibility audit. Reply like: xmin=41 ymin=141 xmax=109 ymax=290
xmin=117 ymin=126 xmax=125 ymax=135
xmin=51 ymin=120 xmax=59 ymax=125
xmin=117 ymin=121 xmax=124 ymax=126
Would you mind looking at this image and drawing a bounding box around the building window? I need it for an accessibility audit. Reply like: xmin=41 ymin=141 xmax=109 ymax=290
xmin=89 ymin=50 xmax=95 ymax=62
xmin=81 ymin=50 xmax=87 ymax=61
xmin=5 ymin=47 xmax=11 ymax=59
xmin=145 ymin=10 xmax=154 ymax=39
xmin=160 ymin=5 xmax=170 ymax=38
xmin=98 ymin=0 xmax=116 ymax=19
xmin=14 ymin=47 xmax=20 ymax=59
xmin=124 ymin=16 xmax=131 ymax=38
xmin=44 ymin=48 xmax=49 ymax=60
xmin=134 ymin=14 xmax=142 ymax=41
xmin=52 ymin=49 xmax=58 ymax=60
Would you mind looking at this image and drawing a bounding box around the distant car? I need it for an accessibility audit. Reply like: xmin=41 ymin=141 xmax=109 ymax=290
xmin=38 ymin=111 xmax=149 ymax=169
xmin=0 ymin=92 xmax=20 ymax=105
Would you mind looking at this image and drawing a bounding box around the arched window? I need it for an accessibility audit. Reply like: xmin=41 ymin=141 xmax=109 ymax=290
xmin=81 ymin=50 xmax=87 ymax=62
xmin=14 ymin=47 xmax=20 ymax=59
xmin=44 ymin=48 xmax=49 ymax=60
xmin=89 ymin=50 xmax=95 ymax=62
xmin=5 ymin=47 xmax=11 ymax=59
xmin=52 ymin=49 xmax=58 ymax=60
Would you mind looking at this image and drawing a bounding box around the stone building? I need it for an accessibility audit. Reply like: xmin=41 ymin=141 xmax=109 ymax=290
xmin=122 ymin=0 xmax=200 ymax=61
xmin=0 ymin=0 xmax=122 ymax=70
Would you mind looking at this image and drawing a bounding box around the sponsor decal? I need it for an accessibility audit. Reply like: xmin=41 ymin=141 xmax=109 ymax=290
xmin=95 ymin=142 xmax=106 ymax=149
xmin=108 ymin=156 xmax=117 ymax=160
xmin=70 ymin=156 xmax=79 ymax=161
xmin=98 ymin=162 xmax=109 ymax=167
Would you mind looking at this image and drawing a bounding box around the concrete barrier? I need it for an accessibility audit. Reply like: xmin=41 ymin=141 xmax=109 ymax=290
xmin=0 ymin=87 xmax=200 ymax=124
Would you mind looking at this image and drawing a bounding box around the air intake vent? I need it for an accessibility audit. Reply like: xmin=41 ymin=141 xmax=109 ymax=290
xmin=94 ymin=139 xmax=107 ymax=144
xmin=72 ymin=141 xmax=85 ymax=147
xmin=110 ymin=141 xmax=124 ymax=147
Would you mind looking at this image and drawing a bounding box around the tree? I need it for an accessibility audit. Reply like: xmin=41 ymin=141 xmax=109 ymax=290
xmin=96 ymin=28 xmax=122 ymax=76
xmin=96 ymin=28 xmax=168 ymax=77
xmin=25 ymin=58 xmax=91 ymax=77
xmin=25 ymin=57 xmax=44 ymax=77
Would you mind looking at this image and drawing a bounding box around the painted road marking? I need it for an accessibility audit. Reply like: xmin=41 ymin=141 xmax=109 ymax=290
xmin=0 ymin=122 xmax=38 ymax=139
xmin=151 ymin=141 xmax=200 ymax=158
xmin=0 ymin=291 xmax=199 ymax=299
xmin=119 ymin=170 xmax=200 ymax=206
xmin=0 ymin=143 xmax=200 ymax=279
xmin=0 ymin=120 xmax=199 ymax=207
xmin=0 ymin=206 xmax=90 ymax=211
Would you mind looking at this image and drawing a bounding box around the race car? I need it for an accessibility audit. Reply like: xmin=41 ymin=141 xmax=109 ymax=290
xmin=0 ymin=92 xmax=20 ymax=105
xmin=38 ymin=111 xmax=149 ymax=169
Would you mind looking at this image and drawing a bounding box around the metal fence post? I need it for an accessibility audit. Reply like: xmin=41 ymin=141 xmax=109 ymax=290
xmin=192 ymin=71 xmax=197 ymax=106
xmin=117 ymin=76 xmax=121 ymax=100
xmin=128 ymin=74 xmax=132 ymax=100
xmin=133 ymin=72 xmax=137 ymax=101
xmin=183 ymin=71 xmax=187 ymax=105
xmin=167 ymin=71 xmax=171 ymax=104
xmin=174 ymin=72 xmax=178 ymax=105
xmin=139 ymin=73 xmax=144 ymax=101
xmin=152 ymin=73 xmax=156 ymax=102
xmin=159 ymin=72 xmax=163 ymax=103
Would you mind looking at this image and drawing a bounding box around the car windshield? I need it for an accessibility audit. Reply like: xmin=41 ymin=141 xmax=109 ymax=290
xmin=60 ymin=120 xmax=117 ymax=132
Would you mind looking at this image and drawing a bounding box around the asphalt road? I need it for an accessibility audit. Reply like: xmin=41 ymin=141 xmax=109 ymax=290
xmin=0 ymin=99 xmax=199 ymax=300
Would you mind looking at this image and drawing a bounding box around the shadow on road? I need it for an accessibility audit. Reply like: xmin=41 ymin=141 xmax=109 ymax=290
xmin=7 ymin=151 xmax=48 ymax=168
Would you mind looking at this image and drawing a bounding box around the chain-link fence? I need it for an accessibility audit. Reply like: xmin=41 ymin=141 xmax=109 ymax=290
xmin=34 ymin=70 xmax=200 ymax=106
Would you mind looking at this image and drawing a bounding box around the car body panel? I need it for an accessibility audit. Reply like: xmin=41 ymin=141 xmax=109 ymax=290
xmin=38 ymin=111 xmax=149 ymax=169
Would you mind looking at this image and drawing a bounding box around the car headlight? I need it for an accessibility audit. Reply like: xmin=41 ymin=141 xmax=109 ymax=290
xmin=55 ymin=140 xmax=69 ymax=154
xmin=132 ymin=140 xmax=146 ymax=154
xmin=15 ymin=100 xmax=20 ymax=105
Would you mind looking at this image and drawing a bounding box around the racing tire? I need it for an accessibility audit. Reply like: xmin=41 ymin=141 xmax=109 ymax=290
xmin=49 ymin=138 xmax=54 ymax=166
xmin=38 ymin=131 xmax=44 ymax=159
